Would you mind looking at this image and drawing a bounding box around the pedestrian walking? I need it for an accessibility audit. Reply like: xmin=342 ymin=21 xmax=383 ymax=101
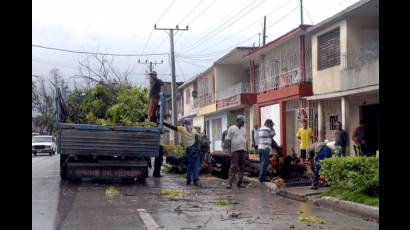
xmin=352 ymin=120 xmax=366 ymax=156
xmin=225 ymin=115 xmax=247 ymax=189
xmin=335 ymin=121 xmax=348 ymax=157
xmin=296 ymin=119 xmax=313 ymax=161
xmin=258 ymin=119 xmax=275 ymax=182
xmin=306 ymin=142 xmax=333 ymax=190
xmin=163 ymin=120 xmax=201 ymax=186
xmin=147 ymin=71 xmax=164 ymax=122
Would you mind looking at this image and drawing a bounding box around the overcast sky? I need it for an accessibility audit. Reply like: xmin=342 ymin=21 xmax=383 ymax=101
xmin=32 ymin=0 xmax=360 ymax=88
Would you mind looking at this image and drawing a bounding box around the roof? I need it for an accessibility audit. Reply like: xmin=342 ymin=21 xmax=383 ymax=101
xmin=214 ymin=47 xmax=256 ymax=65
xmin=307 ymin=0 xmax=378 ymax=34
xmin=245 ymin=25 xmax=312 ymax=60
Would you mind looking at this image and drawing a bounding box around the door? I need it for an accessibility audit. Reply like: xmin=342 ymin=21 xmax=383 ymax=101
xmin=361 ymin=104 xmax=379 ymax=156
xmin=260 ymin=104 xmax=281 ymax=145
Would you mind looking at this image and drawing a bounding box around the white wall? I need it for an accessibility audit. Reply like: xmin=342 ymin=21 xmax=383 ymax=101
xmin=182 ymin=84 xmax=195 ymax=117
xmin=205 ymin=112 xmax=227 ymax=152
xmin=215 ymin=64 xmax=248 ymax=96
xmin=260 ymin=104 xmax=281 ymax=145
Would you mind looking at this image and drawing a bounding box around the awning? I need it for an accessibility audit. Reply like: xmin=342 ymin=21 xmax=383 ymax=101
xmin=304 ymin=85 xmax=379 ymax=101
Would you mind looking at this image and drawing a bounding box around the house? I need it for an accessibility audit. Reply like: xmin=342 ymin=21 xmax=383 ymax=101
xmin=245 ymin=25 xmax=314 ymax=157
xmin=305 ymin=0 xmax=379 ymax=156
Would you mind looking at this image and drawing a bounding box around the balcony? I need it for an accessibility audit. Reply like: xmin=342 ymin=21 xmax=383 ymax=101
xmin=256 ymin=68 xmax=309 ymax=93
xmin=216 ymin=82 xmax=253 ymax=101
xmin=197 ymin=94 xmax=215 ymax=108
xmin=215 ymin=82 xmax=256 ymax=110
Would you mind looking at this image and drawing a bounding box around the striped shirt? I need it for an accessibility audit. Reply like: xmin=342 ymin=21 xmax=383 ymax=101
xmin=258 ymin=126 xmax=275 ymax=150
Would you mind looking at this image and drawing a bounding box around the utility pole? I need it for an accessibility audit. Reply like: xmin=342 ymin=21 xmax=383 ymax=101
xmin=300 ymin=0 xmax=304 ymax=25
xmin=263 ymin=16 xmax=267 ymax=46
xmin=154 ymin=25 xmax=188 ymax=145
xmin=137 ymin=59 xmax=164 ymax=73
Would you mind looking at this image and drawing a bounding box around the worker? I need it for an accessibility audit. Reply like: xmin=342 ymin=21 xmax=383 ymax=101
xmin=163 ymin=119 xmax=201 ymax=186
xmin=225 ymin=115 xmax=247 ymax=189
xmin=257 ymin=119 xmax=275 ymax=182
xmin=221 ymin=124 xmax=230 ymax=153
xmin=147 ymin=71 xmax=164 ymax=122
xmin=296 ymin=119 xmax=314 ymax=161
xmin=352 ymin=120 xmax=366 ymax=156
xmin=306 ymin=141 xmax=333 ymax=190
xmin=335 ymin=121 xmax=348 ymax=157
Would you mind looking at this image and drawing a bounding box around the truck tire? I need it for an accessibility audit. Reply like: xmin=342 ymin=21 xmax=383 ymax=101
xmin=60 ymin=155 xmax=68 ymax=180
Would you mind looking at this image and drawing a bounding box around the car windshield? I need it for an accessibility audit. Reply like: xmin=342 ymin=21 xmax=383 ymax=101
xmin=33 ymin=136 xmax=53 ymax=143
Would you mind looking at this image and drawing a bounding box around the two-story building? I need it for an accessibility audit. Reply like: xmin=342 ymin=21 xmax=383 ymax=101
xmin=306 ymin=0 xmax=379 ymax=156
xmin=246 ymin=25 xmax=314 ymax=157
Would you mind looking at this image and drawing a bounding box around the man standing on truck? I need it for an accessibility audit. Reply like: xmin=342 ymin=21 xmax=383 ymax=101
xmin=225 ymin=115 xmax=247 ymax=189
xmin=148 ymin=71 xmax=164 ymax=122
xmin=163 ymin=120 xmax=201 ymax=186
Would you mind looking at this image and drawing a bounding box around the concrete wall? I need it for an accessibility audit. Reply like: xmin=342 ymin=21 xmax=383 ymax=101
xmin=182 ymin=84 xmax=195 ymax=117
xmin=311 ymin=20 xmax=347 ymax=94
xmin=286 ymin=110 xmax=297 ymax=155
xmin=215 ymin=64 xmax=248 ymax=97
xmin=205 ymin=112 xmax=228 ymax=152
xmin=312 ymin=18 xmax=379 ymax=95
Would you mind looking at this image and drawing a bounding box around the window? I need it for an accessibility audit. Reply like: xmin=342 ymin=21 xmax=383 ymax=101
xmin=318 ymin=28 xmax=340 ymax=70
xmin=329 ymin=115 xmax=338 ymax=130
xmin=185 ymin=89 xmax=191 ymax=104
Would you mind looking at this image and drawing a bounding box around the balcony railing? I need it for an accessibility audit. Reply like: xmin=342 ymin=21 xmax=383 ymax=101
xmin=215 ymin=82 xmax=253 ymax=101
xmin=197 ymin=94 xmax=215 ymax=107
xmin=256 ymin=68 xmax=308 ymax=93
xmin=341 ymin=47 xmax=379 ymax=69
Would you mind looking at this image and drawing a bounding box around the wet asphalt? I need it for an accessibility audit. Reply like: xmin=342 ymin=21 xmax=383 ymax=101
xmin=32 ymin=155 xmax=378 ymax=230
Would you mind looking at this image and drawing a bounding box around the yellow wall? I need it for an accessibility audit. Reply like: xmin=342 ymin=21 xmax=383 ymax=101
xmin=198 ymin=103 xmax=217 ymax=116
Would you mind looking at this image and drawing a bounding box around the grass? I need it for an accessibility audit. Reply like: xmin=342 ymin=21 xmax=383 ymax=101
xmin=320 ymin=186 xmax=379 ymax=207
xmin=215 ymin=199 xmax=230 ymax=206
xmin=160 ymin=188 xmax=183 ymax=197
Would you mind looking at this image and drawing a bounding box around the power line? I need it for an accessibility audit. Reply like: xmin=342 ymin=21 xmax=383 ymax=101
xmin=180 ymin=0 xmax=267 ymax=53
xmin=193 ymin=0 xmax=297 ymax=54
xmin=32 ymin=44 xmax=168 ymax=57
xmin=140 ymin=0 xmax=177 ymax=55
xmin=266 ymin=5 xmax=299 ymax=30
xmin=303 ymin=6 xmax=314 ymax=24
xmin=177 ymin=0 xmax=204 ymax=25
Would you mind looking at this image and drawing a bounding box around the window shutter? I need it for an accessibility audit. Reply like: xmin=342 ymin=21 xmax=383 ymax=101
xmin=318 ymin=28 xmax=340 ymax=70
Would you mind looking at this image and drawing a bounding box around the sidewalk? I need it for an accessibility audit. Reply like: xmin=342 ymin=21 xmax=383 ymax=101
xmin=243 ymin=176 xmax=379 ymax=221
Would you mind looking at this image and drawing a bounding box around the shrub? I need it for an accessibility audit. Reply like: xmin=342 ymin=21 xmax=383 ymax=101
xmin=321 ymin=156 xmax=379 ymax=196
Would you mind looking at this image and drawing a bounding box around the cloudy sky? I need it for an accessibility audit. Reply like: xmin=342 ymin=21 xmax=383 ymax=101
xmin=32 ymin=0 xmax=360 ymax=87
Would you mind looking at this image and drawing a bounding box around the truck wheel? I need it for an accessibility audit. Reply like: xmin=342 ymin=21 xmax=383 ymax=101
xmin=60 ymin=155 xmax=68 ymax=180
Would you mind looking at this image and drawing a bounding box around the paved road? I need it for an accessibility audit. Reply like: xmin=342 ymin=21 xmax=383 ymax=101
xmin=33 ymin=155 xmax=378 ymax=230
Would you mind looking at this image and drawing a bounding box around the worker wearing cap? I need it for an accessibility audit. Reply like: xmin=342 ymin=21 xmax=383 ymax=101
xmin=306 ymin=141 xmax=333 ymax=190
xmin=225 ymin=115 xmax=248 ymax=189
xmin=148 ymin=71 xmax=164 ymax=122
xmin=164 ymin=119 xmax=201 ymax=186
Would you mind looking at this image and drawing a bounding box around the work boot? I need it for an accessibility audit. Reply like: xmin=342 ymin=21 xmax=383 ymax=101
xmin=310 ymin=186 xmax=318 ymax=190
xmin=237 ymin=183 xmax=245 ymax=188
xmin=186 ymin=179 xmax=191 ymax=185
xmin=193 ymin=180 xmax=199 ymax=186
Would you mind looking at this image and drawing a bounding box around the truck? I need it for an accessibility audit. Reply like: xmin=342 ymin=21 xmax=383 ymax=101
xmin=57 ymin=95 xmax=165 ymax=182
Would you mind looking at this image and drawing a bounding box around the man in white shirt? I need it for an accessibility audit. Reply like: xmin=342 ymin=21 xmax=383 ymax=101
xmin=257 ymin=119 xmax=276 ymax=182
xmin=225 ymin=115 xmax=247 ymax=189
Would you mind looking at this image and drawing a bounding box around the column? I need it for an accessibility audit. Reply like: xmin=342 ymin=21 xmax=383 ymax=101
xmin=280 ymin=101 xmax=287 ymax=157
xmin=341 ymin=97 xmax=350 ymax=155
xmin=318 ymin=101 xmax=323 ymax=142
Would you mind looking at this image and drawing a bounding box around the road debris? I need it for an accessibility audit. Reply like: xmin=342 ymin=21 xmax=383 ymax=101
xmin=215 ymin=199 xmax=230 ymax=206
xmin=105 ymin=186 xmax=120 ymax=202
xmin=160 ymin=188 xmax=183 ymax=197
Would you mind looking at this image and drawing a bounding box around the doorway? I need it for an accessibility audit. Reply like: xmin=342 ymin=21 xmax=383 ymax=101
xmin=360 ymin=104 xmax=379 ymax=156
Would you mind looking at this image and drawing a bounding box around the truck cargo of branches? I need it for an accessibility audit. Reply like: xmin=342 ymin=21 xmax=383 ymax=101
xmin=57 ymin=96 xmax=164 ymax=182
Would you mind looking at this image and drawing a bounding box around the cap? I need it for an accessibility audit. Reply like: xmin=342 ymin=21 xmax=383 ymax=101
xmin=236 ymin=115 xmax=245 ymax=122
xmin=148 ymin=70 xmax=157 ymax=76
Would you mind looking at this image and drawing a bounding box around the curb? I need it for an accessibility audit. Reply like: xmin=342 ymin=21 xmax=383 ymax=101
xmin=243 ymin=176 xmax=379 ymax=221
xmin=313 ymin=196 xmax=379 ymax=221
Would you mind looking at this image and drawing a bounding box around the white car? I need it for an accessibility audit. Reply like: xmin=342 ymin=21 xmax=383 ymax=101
xmin=32 ymin=135 xmax=57 ymax=156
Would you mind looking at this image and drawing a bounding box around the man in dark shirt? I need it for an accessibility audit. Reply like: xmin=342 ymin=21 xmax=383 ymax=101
xmin=352 ymin=120 xmax=366 ymax=156
xmin=335 ymin=121 xmax=348 ymax=157
xmin=148 ymin=71 xmax=164 ymax=122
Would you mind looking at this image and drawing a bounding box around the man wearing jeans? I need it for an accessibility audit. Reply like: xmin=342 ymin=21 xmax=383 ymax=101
xmin=164 ymin=120 xmax=200 ymax=186
xmin=258 ymin=119 xmax=275 ymax=182
xmin=225 ymin=115 xmax=247 ymax=189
